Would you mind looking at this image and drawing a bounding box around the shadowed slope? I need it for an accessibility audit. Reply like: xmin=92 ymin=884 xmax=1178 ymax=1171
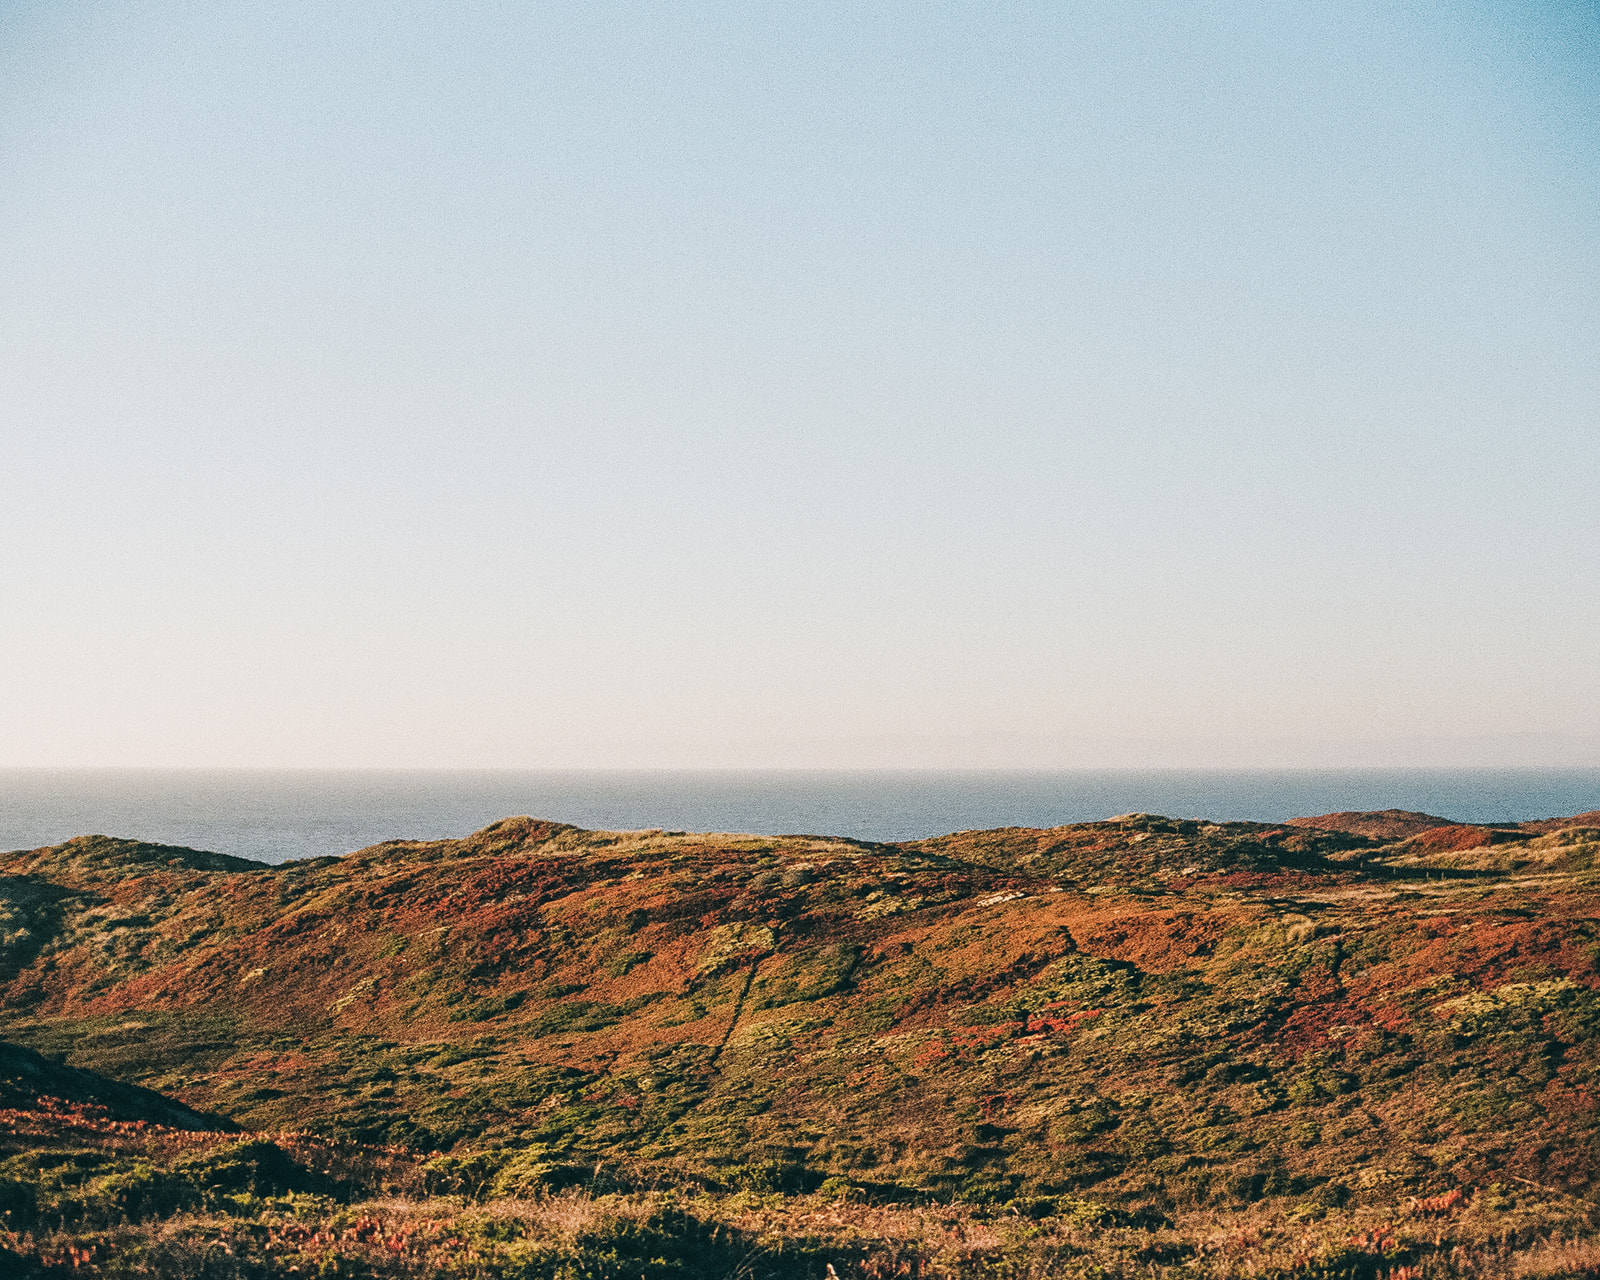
xmin=0 ymin=1038 xmax=231 ymax=1130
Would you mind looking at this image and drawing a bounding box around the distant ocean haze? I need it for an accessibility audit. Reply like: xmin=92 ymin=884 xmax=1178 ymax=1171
xmin=3 ymin=768 xmax=1599 ymax=866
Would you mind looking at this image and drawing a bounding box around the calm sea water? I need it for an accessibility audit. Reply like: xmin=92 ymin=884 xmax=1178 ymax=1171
xmin=3 ymin=769 xmax=1599 ymax=866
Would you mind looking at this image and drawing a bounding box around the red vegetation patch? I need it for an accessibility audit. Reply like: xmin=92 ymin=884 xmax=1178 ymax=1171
xmin=1409 ymin=1189 xmax=1465 ymax=1216
xmin=1264 ymin=987 xmax=1414 ymax=1058
xmin=1347 ymin=1223 xmax=1398 ymax=1255
xmin=1541 ymin=1076 xmax=1599 ymax=1123
xmin=1402 ymin=825 xmax=1530 ymax=853
xmin=1022 ymin=1006 xmax=1102 ymax=1037
xmin=1 ymin=1096 xmax=161 ymax=1143
xmin=265 ymin=1212 xmax=463 ymax=1266
xmin=1409 ymin=825 xmax=1497 ymax=852
xmin=1345 ymin=912 xmax=1600 ymax=1009
xmin=1072 ymin=909 xmax=1229 ymax=973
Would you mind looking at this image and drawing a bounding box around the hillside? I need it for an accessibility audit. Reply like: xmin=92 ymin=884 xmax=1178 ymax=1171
xmin=5 ymin=809 xmax=1600 ymax=1276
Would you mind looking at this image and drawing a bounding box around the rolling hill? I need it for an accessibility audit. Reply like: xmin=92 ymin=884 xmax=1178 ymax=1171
xmin=5 ymin=808 xmax=1600 ymax=1276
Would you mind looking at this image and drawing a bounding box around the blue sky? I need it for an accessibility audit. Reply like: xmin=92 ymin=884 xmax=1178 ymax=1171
xmin=2 ymin=1 xmax=1597 ymax=767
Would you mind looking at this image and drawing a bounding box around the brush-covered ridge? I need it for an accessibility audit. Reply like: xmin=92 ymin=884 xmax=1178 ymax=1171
xmin=5 ymin=809 xmax=1600 ymax=1275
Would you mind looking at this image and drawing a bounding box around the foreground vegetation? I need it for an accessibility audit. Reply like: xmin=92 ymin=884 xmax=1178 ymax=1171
xmin=5 ymin=1097 xmax=1600 ymax=1278
xmin=5 ymin=807 xmax=1600 ymax=1274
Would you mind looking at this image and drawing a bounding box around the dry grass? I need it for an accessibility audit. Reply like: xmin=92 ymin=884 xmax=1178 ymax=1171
xmin=9 ymin=1186 xmax=1600 ymax=1278
xmin=1512 ymin=1236 xmax=1600 ymax=1278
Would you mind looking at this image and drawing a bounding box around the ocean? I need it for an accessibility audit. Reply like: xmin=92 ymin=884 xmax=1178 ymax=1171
xmin=2 ymin=768 xmax=1598 ymax=866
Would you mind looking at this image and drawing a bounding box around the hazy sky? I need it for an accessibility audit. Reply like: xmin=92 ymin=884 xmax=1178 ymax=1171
xmin=3 ymin=2 xmax=1598 ymax=768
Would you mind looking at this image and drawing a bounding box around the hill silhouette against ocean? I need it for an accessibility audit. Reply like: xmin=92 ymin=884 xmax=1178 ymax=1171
xmin=3 ymin=767 xmax=1598 ymax=864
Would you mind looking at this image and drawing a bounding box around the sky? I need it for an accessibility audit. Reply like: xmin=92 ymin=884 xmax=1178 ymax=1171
xmin=2 ymin=1 xmax=1598 ymax=769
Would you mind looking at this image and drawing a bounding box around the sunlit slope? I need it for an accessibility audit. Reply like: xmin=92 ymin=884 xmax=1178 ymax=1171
xmin=5 ymin=812 xmax=1600 ymax=1207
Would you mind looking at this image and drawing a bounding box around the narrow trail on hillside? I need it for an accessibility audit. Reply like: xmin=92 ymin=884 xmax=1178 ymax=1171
xmin=705 ymin=962 xmax=760 ymax=1076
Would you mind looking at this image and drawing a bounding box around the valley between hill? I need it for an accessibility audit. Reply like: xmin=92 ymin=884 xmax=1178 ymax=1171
xmin=5 ymin=808 xmax=1600 ymax=1277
